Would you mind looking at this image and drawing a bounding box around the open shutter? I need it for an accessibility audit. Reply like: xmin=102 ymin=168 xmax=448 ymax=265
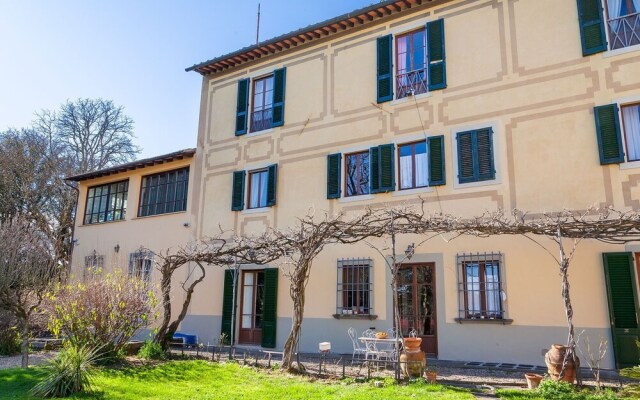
xmin=603 ymin=252 xmax=640 ymax=368
xmin=235 ymin=78 xmax=250 ymax=136
xmin=577 ymin=0 xmax=607 ymax=56
xmin=327 ymin=153 xmax=342 ymax=199
xmin=476 ymin=128 xmax=495 ymax=181
xmin=272 ymin=68 xmax=286 ymax=127
xmin=427 ymin=135 xmax=446 ymax=186
xmin=595 ymin=104 xmax=624 ymax=165
xmin=457 ymin=132 xmax=475 ymax=183
xmin=379 ymin=144 xmax=395 ymax=192
xmin=376 ymin=35 xmax=393 ymax=103
xmin=231 ymin=171 xmax=246 ymax=211
xmin=221 ymin=269 xmax=237 ymax=343
xmin=427 ymin=19 xmax=446 ymax=91
xmin=369 ymin=146 xmax=380 ymax=193
xmin=266 ymin=164 xmax=278 ymax=207
xmin=261 ymin=268 xmax=278 ymax=348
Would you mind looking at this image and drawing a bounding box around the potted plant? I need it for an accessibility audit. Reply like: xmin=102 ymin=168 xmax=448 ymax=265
xmin=424 ymin=367 xmax=437 ymax=384
xmin=524 ymin=373 xmax=543 ymax=389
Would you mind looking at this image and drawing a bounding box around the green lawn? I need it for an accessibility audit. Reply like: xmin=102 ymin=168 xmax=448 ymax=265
xmin=0 ymin=360 xmax=474 ymax=399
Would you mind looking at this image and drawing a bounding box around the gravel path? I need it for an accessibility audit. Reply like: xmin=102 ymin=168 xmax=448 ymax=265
xmin=0 ymin=352 xmax=56 ymax=370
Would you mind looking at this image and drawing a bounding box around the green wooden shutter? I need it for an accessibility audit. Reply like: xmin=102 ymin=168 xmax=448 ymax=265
xmin=577 ymin=0 xmax=607 ymax=56
xmin=595 ymin=104 xmax=624 ymax=165
xmin=231 ymin=171 xmax=246 ymax=211
xmin=261 ymin=268 xmax=278 ymax=348
xmin=379 ymin=144 xmax=395 ymax=192
xmin=266 ymin=164 xmax=278 ymax=207
xmin=235 ymin=78 xmax=250 ymax=135
xmin=369 ymin=146 xmax=380 ymax=193
xmin=457 ymin=132 xmax=475 ymax=183
xmin=427 ymin=19 xmax=446 ymax=91
xmin=603 ymin=252 xmax=640 ymax=368
xmin=221 ymin=269 xmax=237 ymax=343
xmin=427 ymin=135 xmax=446 ymax=186
xmin=272 ymin=68 xmax=286 ymax=127
xmin=327 ymin=153 xmax=342 ymax=199
xmin=476 ymin=128 xmax=495 ymax=181
xmin=376 ymin=35 xmax=393 ymax=103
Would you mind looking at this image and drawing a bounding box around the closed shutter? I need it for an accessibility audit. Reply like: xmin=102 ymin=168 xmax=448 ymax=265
xmin=369 ymin=146 xmax=380 ymax=193
xmin=272 ymin=68 xmax=286 ymax=127
xmin=231 ymin=171 xmax=246 ymax=211
xmin=235 ymin=78 xmax=250 ymax=136
xmin=221 ymin=269 xmax=238 ymax=343
xmin=427 ymin=135 xmax=446 ymax=186
xmin=595 ymin=104 xmax=624 ymax=165
xmin=379 ymin=144 xmax=395 ymax=192
xmin=261 ymin=268 xmax=278 ymax=348
xmin=376 ymin=35 xmax=393 ymax=103
xmin=327 ymin=153 xmax=342 ymax=199
xmin=476 ymin=128 xmax=495 ymax=181
xmin=427 ymin=19 xmax=446 ymax=91
xmin=577 ymin=0 xmax=607 ymax=56
xmin=266 ymin=164 xmax=278 ymax=207
xmin=457 ymin=132 xmax=475 ymax=183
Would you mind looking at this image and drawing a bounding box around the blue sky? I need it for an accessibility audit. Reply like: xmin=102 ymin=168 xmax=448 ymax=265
xmin=0 ymin=0 xmax=373 ymax=158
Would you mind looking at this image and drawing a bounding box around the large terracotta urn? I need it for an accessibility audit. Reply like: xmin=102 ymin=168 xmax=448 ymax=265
xmin=545 ymin=344 xmax=579 ymax=383
xmin=400 ymin=337 xmax=426 ymax=378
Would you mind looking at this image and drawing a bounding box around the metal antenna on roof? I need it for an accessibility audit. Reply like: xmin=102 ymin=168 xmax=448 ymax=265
xmin=256 ymin=3 xmax=261 ymax=44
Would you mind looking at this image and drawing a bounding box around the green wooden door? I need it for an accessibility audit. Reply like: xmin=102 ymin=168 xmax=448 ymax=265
xmin=603 ymin=252 xmax=640 ymax=369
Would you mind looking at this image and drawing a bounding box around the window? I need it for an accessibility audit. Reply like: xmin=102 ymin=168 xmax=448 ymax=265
xmin=396 ymin=29 xmax=428 ymax=99
xmin=336 ymin=258 xmax=372 ymax=315
xmin=457 ymin=252 xmax=505 ymax=320
xmin=622 ymin=103 xmax=640 ymax=161
xmin=83 ymin=180 xmax=128 ymax=224
xmin=456 ymin=127 xmax=495 ymax=184
xmin=248 ymin=169 xmax=269 ymax=209
xmin=138 ymin=167 xmax=189 ymax=217
xmin=129 ymin=250 xmax=152 ymax=283
xmin=399 ymin=141 xmax=428 ymax=190
xmin=345 ymin=151 xmax=370 ymax=196
xmin=251 ymin=75 xmax=274 ymax=133
xmin=605 ymin=0 xmax=640 ymax=50
xmin=83 ymin=253 xmax=104 ymax=279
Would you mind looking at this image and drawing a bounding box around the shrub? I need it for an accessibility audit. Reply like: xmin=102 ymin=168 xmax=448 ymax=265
xmin=30 ymin=343 xmax=101 ymax=398
xmin=46 ymin=270 xmax=157 ymax=357
xmin=537 ymin=379 xmax=580 ymax=400
xmin=0 ymin=325 xmax=21 ymax=356
xmin=138 ymin=340 xmax=166 ymax=360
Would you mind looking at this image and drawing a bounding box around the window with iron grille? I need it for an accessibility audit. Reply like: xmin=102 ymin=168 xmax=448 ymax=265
xmin=604 ymin=0 xmax=640 ymax=50
xmin=83 ymin=180 xmax=128 ymax=224
xmin=457 ymin=252 xmax=505 ymax=319
xmin=138 ymin=167 xmax=189 ymax=217
xmin=83 ymin=253 xmax=104 ymax=279
xmin=396 ymin=29 xmax=428 ymax=99
xmin=129 ymin=250 xmax=153 ymax=283
xmin=336 ymin=258 xmax=372 ymax=315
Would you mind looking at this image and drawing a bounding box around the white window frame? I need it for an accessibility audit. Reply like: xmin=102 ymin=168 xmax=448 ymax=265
xmin=616 ymin=94 xmax=640 ymax=169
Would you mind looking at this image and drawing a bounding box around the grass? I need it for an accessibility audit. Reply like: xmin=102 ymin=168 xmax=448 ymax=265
xmin=0 ymin=360 xmax=475 ymax=399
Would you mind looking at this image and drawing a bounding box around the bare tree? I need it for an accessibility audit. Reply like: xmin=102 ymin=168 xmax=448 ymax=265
xmin=0 ymin=217 xmax=56 ymax=367
xmin=34 ymin=98 xmax=140 ymax=174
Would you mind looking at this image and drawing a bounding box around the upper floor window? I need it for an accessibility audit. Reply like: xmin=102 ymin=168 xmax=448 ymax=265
xmin=606 ymin=0 xmax=640 ymax=50
xmin=399 ymin=141 xmax=428 ymax=190
xmin=251 ymin=75 xmax=274 ymax=133
xmin=622 ymin=103 xmax=640 ymax=161
xmin=138 ymin=167 xmax=189 ymax=217
xmin=83 ymin=180 xmax=128 ymax=225
xmin=457 ymin=252 xmax=505 ymax=320
xmin=231 ymin=164 xmax=278 ymax=211
xmin=396 ymin=29 xmax=428 ymax=99
xmin=345 ymin=151 xmax=370 ymax=197
xmin=248 ymin=168 xmax=269 ymax=209
xmin=456 ymin=128 xmax=495 ymax=184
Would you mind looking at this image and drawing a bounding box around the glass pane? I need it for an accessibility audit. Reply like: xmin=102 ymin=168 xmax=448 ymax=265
xmin=244 ymin=272 xmax=254 ymax=285
xmin=411 ymin=30 xmax=426 ymax=70
xmin=242 ymin=315 xmax=252 ymax=329
xmin=465 ymin=264 xmax=481 ymax=317
xmin=259 ymin=171 xmax=268 ymax=207
xmin=622 ymin=104 xmax=640 ymax=161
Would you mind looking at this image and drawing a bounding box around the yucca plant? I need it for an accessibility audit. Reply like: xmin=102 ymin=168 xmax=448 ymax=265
xmin=30 ymin=343 xmax=101 ymax=398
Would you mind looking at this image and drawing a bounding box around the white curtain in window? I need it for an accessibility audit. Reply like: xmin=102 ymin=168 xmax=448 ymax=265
xmin=608 ymin=0 xmax=623 ymax=32
xmin=400 ymin=154 xmax=413 ymax=189
xmin=623 ymin=105 xmax=640 ymax=161
xmin=259 ymin=172 xmax=268 ymax=206
xmin=415 ymin=152 xmax=428 ymax=187
xmin=250 ymin=175 xmax=260 ymax=208
xmin=397 ymin=37 xmax=407 ymax=73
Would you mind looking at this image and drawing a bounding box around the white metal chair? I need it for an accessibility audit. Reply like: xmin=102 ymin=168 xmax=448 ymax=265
xmin=362 ymin=329 xmax=375 ymax=338
xmin=347 ymin=327 xmax=367 ymax=360
xmin=386 ymin=328 xmax=397 ymax=339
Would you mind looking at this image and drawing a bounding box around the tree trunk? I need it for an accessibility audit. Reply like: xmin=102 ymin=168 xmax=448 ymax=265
xmin=282 ymin=260 xmax=309 ymax=371
xmin=20 ymin=318 xmax=29 ymax=368
xmin=154 ymin=264 xmax=174 ymax=350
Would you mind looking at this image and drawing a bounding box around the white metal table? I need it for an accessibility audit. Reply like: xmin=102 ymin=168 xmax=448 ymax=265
xmin=359 ymin=337 xmax=402 ymax=361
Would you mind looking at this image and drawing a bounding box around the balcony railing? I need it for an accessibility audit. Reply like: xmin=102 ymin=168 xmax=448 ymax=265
xmin=608 ymin=12 xmax=640 ymax=50
xmin=250 ymin=107 xmax=273 ymax=133
xmin=396 ymin=68 xmax=428 ymax=99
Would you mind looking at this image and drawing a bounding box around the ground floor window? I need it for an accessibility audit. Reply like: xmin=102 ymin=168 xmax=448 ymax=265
xmin=456 ymin=252 xmax=505 ymax=319
xmin=83 ymin=253 xmax=104 ymax=279
xmin=129 ymin=250 xmax=153 ymax=283
xmin=336 ymin=258 xmax=372 ymax=315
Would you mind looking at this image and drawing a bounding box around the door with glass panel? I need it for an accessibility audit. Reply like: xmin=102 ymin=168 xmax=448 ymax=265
xmin=239 ymin=270 xmax=265 ymax=344
xmin=397 ymin=263 xmax=437 ymax=356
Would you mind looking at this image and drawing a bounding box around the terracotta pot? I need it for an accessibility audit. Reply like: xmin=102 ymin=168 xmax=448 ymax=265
xmin=424 ymin=371 xmax=437 ymax=384
xmin=545 ymin=344 xmax=579 ymax=383
xmin=400 ymin=338 xmax=425 ymax=378
xmin=125 ymin=340 xmax=144 ymax=356
xmin=403 ymin=337 xmax=422 ymax=351
xmin=524 ymin=373 xmax=543 ymax=390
